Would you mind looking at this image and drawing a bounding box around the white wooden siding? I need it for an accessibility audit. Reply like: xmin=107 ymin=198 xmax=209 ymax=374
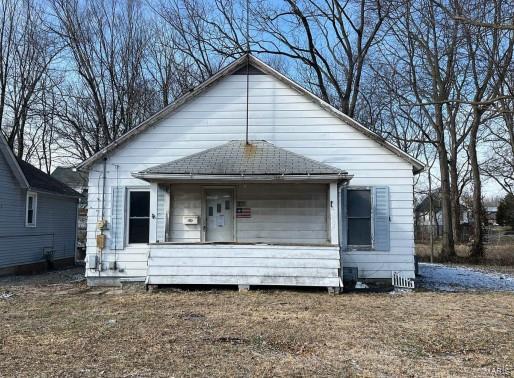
xmin=235 ymin=184 xmax=328 ymax=243
xmin=146 ymin=244 xmax=340 ymax=287
xmin=85 ymin=71 xmax=415 ymax=280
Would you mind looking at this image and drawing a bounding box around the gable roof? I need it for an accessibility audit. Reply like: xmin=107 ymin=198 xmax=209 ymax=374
xmin=0 ymin=132 xmax=28 ymax=188
xmin=78 ymin=54 xmax=424 ymax=173
xmin=17 ymin=159 xmax=82 ymax=197
xmin=135 ymin=140 xmax=348 ymax=178
xmin=51 ymin=166 xmax=88 ymax=189
xmin=415 ymin=189 xmax=470 ymax=214
xmin=0 ymin=132 xmax=81 ymax=198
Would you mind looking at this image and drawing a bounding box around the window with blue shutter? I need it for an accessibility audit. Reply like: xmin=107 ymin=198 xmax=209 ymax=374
xmin=341 ymin=186 xmax=390 ymax=251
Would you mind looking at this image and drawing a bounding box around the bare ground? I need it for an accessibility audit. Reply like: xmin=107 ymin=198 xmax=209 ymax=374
xmin=1 ymin=269 xmax=513 ymax=377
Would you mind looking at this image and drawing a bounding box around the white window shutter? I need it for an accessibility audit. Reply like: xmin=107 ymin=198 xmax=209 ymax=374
xmin=110 ymin=186 xmax=126 ymax=250
xmin=156 ymin=184 xmax=169 ymax=242
xmin=373 ymin=186 xmax=390 ymax=251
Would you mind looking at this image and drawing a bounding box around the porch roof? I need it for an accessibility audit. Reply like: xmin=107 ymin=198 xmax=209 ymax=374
xmin=133 ymin=140 xmax=351 ymax=182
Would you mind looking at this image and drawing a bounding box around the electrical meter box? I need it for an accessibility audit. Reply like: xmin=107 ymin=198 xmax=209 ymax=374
xmin=96 ymin=219 xmax=107 ymax=230
xmin=96 ymin=234 xmax=106 ymax=249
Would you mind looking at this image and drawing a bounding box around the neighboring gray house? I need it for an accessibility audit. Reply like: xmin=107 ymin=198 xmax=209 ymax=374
xmin=0 ymin=133 xmax=81 ymax=275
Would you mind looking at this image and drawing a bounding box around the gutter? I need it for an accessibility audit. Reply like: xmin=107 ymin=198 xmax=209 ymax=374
xmin=132 ymin=173 xmax=354 ymax=182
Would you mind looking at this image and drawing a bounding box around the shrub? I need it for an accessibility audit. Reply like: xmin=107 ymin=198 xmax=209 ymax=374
xmin=496 ymin=193 xmax=514 ymax=228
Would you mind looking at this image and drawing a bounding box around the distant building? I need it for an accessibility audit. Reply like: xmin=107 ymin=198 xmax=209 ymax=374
xmin=415 ymin=190 xmax=471 ymax=241
xmin=485 ymin=206 xmax=498 ymax=226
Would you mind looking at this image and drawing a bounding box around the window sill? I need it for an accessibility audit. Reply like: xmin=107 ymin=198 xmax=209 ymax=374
xmin=346 ymin=245 xmax=373 ymax=251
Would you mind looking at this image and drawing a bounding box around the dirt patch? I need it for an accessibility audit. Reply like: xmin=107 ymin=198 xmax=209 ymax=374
xmin=0 ymin=269 xmax=513 ymax=377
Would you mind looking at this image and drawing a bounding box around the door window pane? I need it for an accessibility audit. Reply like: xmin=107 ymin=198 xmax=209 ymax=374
xmin=128 ymin=191 xmax=150 ymax=244
xmin=129 ymin=191 xmax=150 ymax=217
xmin=129 ymin=218 xmax=150 ymax=243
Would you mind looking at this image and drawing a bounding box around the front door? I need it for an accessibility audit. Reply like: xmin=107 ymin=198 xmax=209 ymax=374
xmin=205 ymin=189 xmax=234 ymax=242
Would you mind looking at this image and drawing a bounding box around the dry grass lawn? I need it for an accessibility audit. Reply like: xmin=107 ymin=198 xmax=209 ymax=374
xmin=416 ymin=241 xmax=514 ymax=266
xmin=1 ymin=272 xmax=513 ymax=377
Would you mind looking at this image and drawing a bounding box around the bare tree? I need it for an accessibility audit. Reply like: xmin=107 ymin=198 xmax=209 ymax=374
xmin=457 ymin=0 xmax=514 ymax=260
xmin=49 ymin=0 xmax=154 ymax=159
xmin=145 ymin=26 xmax=198 ymax=107
xmin=0 ymin=0 xmax=17 ymax=134
xmin=483 ymin=72 xmax=514 ymax=195
xmin=380 ymin=0 xmax=465 ymax=259
xmin=251 ymin=0 xmax=393 ymax=119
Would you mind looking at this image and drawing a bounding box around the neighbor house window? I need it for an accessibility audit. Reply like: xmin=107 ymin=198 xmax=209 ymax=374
xmin=347 ymin=189 xmax=371 ymax=246
xmin=25 ymin=192 xmax=37 ymax=227
xmin=128 ymin=190 xmax=150 ymax=244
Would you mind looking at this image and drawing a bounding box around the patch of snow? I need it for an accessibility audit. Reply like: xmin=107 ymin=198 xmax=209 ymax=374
xmin=389 ymin=288 xmax=413 ymax=295
xmin=0 ymin=291 xmax=14 ymax=300
xmin=354 ymin=282 xmax=368 ymax=289
xmin=417 ymin=263 xmax=514 ymax=292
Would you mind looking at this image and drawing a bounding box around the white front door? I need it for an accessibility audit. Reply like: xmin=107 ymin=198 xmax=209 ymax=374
xmin=205 ymin=189 xmax=234 ymax=242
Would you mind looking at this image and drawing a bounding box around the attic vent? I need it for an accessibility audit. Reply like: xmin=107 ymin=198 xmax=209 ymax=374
xmin=392 ymin=272 xmax=415 ymax=289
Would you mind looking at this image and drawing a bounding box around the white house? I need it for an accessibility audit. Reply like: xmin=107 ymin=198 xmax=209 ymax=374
xmin=78 ymin=55 xmax=423 ymax=291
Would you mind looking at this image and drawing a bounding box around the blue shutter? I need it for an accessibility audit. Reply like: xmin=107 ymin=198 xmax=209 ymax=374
xmin=340 ymin=187 xmax=348 ymax=251
xmin=373 ymin=186 xmax=390 ymax=251
xmin=156 ymin=184 xmax=169 ymax=243
xmin=110 ymin=186 xmax=126 ymax=250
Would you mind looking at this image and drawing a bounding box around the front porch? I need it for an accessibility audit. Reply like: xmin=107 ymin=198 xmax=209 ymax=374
xmin=142 ymin=181 xmax=344 ymax=288
xmin=130 ymin=140 xmax=351 ymax=289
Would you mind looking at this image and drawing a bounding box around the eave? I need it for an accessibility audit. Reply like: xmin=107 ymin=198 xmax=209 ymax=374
xmin=132 ymin=172 xmax=353 ymax=183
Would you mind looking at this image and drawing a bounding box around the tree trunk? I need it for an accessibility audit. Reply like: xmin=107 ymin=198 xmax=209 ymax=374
xmin=468 ymin=109 xmax=484 ymax=261
xmin=434 ymin=104 xmax=455 ymax=260
xmin=449 ymin=154 xmax=461 ymax=243
xmin=428 ymin=170 xmax=434 ymax=263
xmin=437 ymin=146 xmax=455 ymax=260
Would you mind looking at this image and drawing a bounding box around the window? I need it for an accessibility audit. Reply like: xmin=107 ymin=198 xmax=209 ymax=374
xmin=347 ymin=189 xmax=371 ymax=246
xmin=128 ymin=190 xmax=150 ymax=244
xmin=25 ymin=192 xmax=37 ymax=227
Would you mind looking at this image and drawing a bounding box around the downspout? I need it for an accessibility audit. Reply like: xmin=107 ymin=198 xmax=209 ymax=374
xmin=98 ymin=156 xmax=107 ymax=272
xmin=337 ymin=181 xmax=344 ymax=288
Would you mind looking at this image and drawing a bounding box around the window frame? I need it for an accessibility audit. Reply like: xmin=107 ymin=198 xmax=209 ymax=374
xmin=346 ymin=187 xmax=374 ymax=250
xmin=25 ymin=191 xmax=37 ymax=227
xmin=126 ymin=188 xmax=151 ymax=245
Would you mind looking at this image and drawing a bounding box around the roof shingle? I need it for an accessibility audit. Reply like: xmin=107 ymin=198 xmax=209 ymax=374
xmin=139 ymin=140 xmax=346 ymax=176
xmin=17 ymin=159 xmax=82 ymax=197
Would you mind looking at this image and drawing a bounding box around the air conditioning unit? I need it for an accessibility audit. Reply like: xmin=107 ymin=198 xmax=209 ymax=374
xmin=183 ymin=215 xmax=199 ymax=225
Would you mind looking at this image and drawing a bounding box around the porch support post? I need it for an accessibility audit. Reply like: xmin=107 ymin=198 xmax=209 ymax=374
xmin=149 ymin=182 xmax=158 ymax=243
xmin=329 ymin=182 xmax=339 ymax=245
